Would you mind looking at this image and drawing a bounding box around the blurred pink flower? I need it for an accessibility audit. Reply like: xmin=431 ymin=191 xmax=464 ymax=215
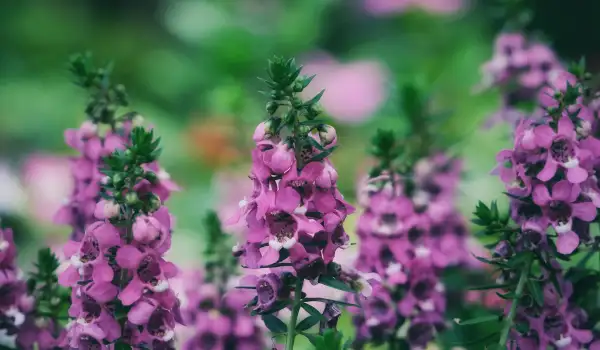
xmin=365 ymin=0 xmax=464 ymax=15
xmin=22 ymin=154 xmax=72 ymax=223
xmin=211 ymin=171 xmax=254 ymax=236
xmin=301 ymin=54 xmax=388 ymax=124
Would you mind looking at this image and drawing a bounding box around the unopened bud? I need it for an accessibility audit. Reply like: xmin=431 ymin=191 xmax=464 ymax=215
xmin=292 ymin=81 xmax=304 ymax=92
xmin=148 ymin=194 xmax=161 ymax=212
xmin=112 ymin=173 xmax=125 ymax=187
xmin=266 ymin=101 xmax=278 ymax=115
xmin=319 ymin=125 xmax=337 ymax=146
xmin=125 ymin=192 xmax=139 ymax=205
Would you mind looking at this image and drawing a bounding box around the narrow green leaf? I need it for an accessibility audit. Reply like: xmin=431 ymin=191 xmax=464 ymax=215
xmin=454 ymin=314 xmax=502 ymax=326
xmin=317 ymin=276 xmax=355 ymax=292
xmin=261 ymin=314 xmax=288 ymax=333
xmin=300 ymin=303 xmax=327 ymax=322
xmin=303 ymin=297 xmax=359 ymax=307
xmin=527 ymin=279 xmax=544 ymax=307
xmin=296 ymin=315 xmax=321 ymax=331
xmin=469 ymin=283 xmax=513 ymax=291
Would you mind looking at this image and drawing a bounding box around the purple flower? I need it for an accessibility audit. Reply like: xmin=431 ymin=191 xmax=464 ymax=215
xmin=255 ymin=273 xmax=283 ymax=312
xmin=532 ymin=180 xmax=596 ymax=254
xmin=533 ymin=117 xmax=590 ymax=184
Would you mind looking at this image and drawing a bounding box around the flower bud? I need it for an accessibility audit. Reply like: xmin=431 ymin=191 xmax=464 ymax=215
xmin=133 ymin=215 xmax=162 ymax=243
xmin=94 ymin=200 xmax=121 ymax=219
xmin=319 ymin=125 xmax=337 ymax=146
xmin=266 ymin=102 xmax=278 ymax=115
xmin=112 ymin=173 xmax=125 ymax=187
xmin=493 ymin=240 xmax=513 ymax=258
xmin=253 ymin=122 xmax=270 ymax=142
xmin=148 ymin=194 xmax=162 ymax=212
xmin=125 ymin=192 xmax=139 ymax=205
xmin=79 ymin=121 xmax=98 ymax=139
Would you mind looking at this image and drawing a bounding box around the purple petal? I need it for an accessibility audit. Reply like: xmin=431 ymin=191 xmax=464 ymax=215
xmin=58 ymin=266 xmax=79 ymax=287
xmin=537 ymin=158 xmax=557 ymax=182
xmin=92 ymin=261 xmax=114 ymax=283
xmin=572 ymin=202 xmax=597 ymax=222
xmin=119 ymin=279 xmax=144 ymax=305
xmin=275 ymin=187 xmax=301 ymax=212
xmin=86 ymin=282 xmax=119 ymax=303
xmin=557 ymin=117 xmax=575 ymax=138
xmin=532 ymin=185 xmax=551 ymax=206
xmin=128 ymin=300 xmax=156 ymax=325
xmin=551 ymin=181 xmax=572 ymax=201
xmin=567 ymin=166 xmax=588 ymax=184
xmin=533 ymin=125 xmax=555 ymax=148
xmin=556 ymin=231 xmax=579 ymax=254
xmin=116 ymin=245 xmax=143 ymax=269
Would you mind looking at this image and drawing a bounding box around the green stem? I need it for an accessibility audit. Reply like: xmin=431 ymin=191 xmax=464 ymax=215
xmin=286 ymin=278 xmax=304 ymax=350
xmin=498 ymin=259 xmax=532 ymax=348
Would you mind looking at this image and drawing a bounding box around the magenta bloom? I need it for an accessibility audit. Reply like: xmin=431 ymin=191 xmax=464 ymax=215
xmin=532 ymin=181 xmax=596 ymax=254
xmin=533 ymin=117 xmax=590 ymax=184
xmin=301 ymin=54 xmax=388 ymax=124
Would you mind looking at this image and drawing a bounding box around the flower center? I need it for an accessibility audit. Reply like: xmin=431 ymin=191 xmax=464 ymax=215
xmin=267 ymin=212 xmax=297 ymax=242
xmin=544 ymin=311 xmax=568 ymax=340
xmin=547 ymin=200 xmax=572 ymax=224
xmin=79 ymin=236 xmax=100 ymax=263
xmin=413 ymin=279 xmax=435 ymax=301
xmin=137 ymin=256 xmax=161 ymax=283
xmin=257 ymin=280 xmax=275 ymax=304
xmin=407 ymin=323 xmax=433 ymax=346
xmin=550 ymin=137 xmax=575 ymax=163
xmin=79 ymin=335 xmax=102 ymax=350
xmin=199 ymin=332 xmax=218 ymax=349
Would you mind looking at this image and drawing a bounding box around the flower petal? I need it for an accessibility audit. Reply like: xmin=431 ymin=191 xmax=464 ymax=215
xmin=556 ymin=231 xmax=579 ymax=255
xmin=116 ymin=245 xmax=143 ymax=269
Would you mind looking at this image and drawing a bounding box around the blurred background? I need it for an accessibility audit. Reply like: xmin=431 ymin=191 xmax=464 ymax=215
xmin=0 ymin=0 xmax=599 ymax=346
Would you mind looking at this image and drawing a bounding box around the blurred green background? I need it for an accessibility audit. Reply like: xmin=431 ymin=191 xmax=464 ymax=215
xmin=0 ymin=0 xmax=598 ymax=348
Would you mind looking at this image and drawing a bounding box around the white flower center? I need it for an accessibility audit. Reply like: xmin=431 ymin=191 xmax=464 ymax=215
xmin=0 ymin=240 xmax=9 ymax=252
xmin=554 ymin=335 xmax=572 ymax=348
xmin=419 ymin=299 xmax=435 ymax=311
xmin=414 ymin=246 xmax=431 ymax=258
xmin=6 ymin=307 xmax=24 ymax=327
xmin=151 ymin=280 xmax=169 ymax=293
xmin=385 ymin=263 xmax=403 ymax=275
xmin=563 ymin=157 xmax=579 ymax=169
xmin=555 ymin=221 xmax=572 ymax=234
xmin=366 ymin=317 xmax=380 ymax=327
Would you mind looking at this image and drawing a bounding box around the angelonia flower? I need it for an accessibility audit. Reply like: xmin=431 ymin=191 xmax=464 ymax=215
xmin=0 ymin=229 xmax=66 ymax=349
xmin=54 ymin=118 xmax=178 ymax=241
xmin=473 ymin=52 xmax=600 ymax=348
xmin=478 ymin=33 xmax=563 ymax=128
xmin=351 ymin=153 xmax=469 ymax=349
xmin=181 ymin=271 xmax=265 ymax=350
xmin=58 ymin=124 xmax=182 ymax=350
xmin=0 ymin=227 xmax=27 ymax=349
xmin=496 ymin=74 xmax=600 ymax=255
xmin=229 ymin=57 xmax=372 ymax=350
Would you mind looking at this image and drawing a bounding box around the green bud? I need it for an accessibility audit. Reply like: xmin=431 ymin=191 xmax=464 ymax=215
xmin=145 ymin=171 xmax=158 ymax=184
xmin=292 ymin=97 xmax=303 ymax=109
xmin=266 ymin=101 xmax=278 ymax=115
xmin=125 ymin=192 xmax=139 ymax=205
xmin=298 ymin=125 xmax=311 ymax=134
xmin=148 ymin=194 xmax=161 ymax=212
xmin=134 ymin=167 xmax=144 ymax=177
xmin=292 ymin=81 xmax=304 ymax=92
xmin=124 ymin=149 xmax=133 ymax=159
xmin=112 ymin=173 xmax=125 ymax=187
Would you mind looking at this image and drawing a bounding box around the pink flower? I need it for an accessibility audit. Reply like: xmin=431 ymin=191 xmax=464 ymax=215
xmin=534 ymin=117 xmax=590 ymax=184
xmin=22 ymin=154 xmax=72 ymax=223
xmin=532 ymin=181 xmax=596 ymax=254
xmin=301 ymin=54 xmax=388 ymax=124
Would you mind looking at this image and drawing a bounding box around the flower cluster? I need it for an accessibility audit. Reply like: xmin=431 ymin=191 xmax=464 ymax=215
xmin=180 ymin=212 xmax=265 ymax=350
xmin=479 ymin=33 xmax=564 ymax=128
xmin=0 ymin=227 xmax=28 ymax=348
xmin=58 ymin=125 xmax=182 ymax=350
xmin=181 ymin=271 xmax=265 ymax=350
xmin=495 ymin=73 xmax=600 ymax=255
xmin=468 ymin=45 xmax=600 ymax=348
xmin=352 ymin=147 xmax=469 ymax=349
xmin=230 ymin=57 xmax=370 ymax=350
xmin=0 ymin=230 xmax=68 ymax=350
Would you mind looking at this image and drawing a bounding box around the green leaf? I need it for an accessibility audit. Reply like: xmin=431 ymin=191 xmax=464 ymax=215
xmin=309 ymin=146 xmax=337 ymax=163
xmin=317 ymin=276 xmax=355 ymax=293
xmin=304 ymin=89 xmax=325 ymax=106
xmin=469 ymin=283 xmax=513 ymax=291
xmin=261 ymin=314 xmax=288 ymax=333
xmin=300 ymin=303 xmax=327 ymax=322
xmin=527 ymin=279 xmax=544 ymax=307
xmin=303 ymin=297 xmax=359 ymax=307
xmin=454 ymin=314 xmax=502 ymax=326
xmin=296 ymin=315 xmax=321 ymax=331
xmin=300 ymin=332 xmax=324 ymax=346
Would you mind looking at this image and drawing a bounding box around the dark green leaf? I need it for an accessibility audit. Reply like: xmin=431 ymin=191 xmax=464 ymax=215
xmin=303 ymin=297 xmax=359 ymax=307
xmin=317 ymin=276 xmax=355 ymax=292
xmin=296 ymin=315 xmax=321 ymax=331
xmin=469 ymin=283 xmax=513 ymax=291
xmin=454 ymin=314 xmax=502 ymax=326
xmin=304 ymin=89 xmax=325 ymax=106
xmin=300 ymin=303 xmax=327 ymax=322
xmin=300 ymin=332 xmax=323 ymax=346
xmin=527 ymin=279 xmax=544 ymax=307
xmin=261 ymin=314 xmax=287 ymax=333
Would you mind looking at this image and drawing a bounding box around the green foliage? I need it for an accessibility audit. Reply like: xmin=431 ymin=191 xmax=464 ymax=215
xmin=27 ymin=248 xmax=70 ymax=325
xmin=202 ymin=210 xmax=239 ymax=290
xmin=260 ymin=56 xmax=333 ymax=169
xmin=69 ymin=52 xmax=129 ymax=126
